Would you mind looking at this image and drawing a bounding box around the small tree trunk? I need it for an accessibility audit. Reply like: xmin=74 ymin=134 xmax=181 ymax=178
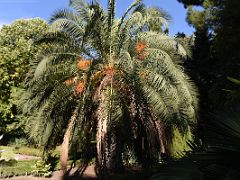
xmin=60 ymin=108 xmax=78 ymax=172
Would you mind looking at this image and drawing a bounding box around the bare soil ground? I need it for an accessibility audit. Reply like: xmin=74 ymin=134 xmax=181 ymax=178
xmin=14 ymin=154 xmax=40 ymax=161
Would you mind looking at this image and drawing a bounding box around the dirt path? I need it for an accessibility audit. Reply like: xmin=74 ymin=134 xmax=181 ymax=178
xmin=14 ymin=154 xmax=40 ymax=161
xmin=1 ymin=165 xmax=97 ymax=180
xmin=0 ymin=149 xmax=40 ymax=161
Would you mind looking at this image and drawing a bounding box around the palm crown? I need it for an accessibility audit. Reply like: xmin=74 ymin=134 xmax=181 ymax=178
xmin=21 ymin=0 xmax=198 ymax=174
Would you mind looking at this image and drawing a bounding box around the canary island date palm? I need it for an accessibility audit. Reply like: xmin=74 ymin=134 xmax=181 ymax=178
xmin=20 ymin=0 xmax=198 ymax=174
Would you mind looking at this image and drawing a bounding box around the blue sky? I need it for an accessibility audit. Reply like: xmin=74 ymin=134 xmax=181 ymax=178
xmin=0 ymin=0 xmax=194 ymax=35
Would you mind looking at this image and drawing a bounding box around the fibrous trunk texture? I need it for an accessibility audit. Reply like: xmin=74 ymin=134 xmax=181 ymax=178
xmin=154 ymin=121 xmax=167 ymax=154
xmin=96 ymin=108 xmax=108 ymax=174
xmin=105 ymin=128 xmax=123 ymax=172
xmin=60 ymin=108 xmax=78 ymax=172
xmin=96 ymin=109 xmax=123 ymax=175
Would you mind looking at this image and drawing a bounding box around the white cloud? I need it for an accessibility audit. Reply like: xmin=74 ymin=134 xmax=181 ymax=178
xmin=0 ymin=21 xmax=10 ymax=29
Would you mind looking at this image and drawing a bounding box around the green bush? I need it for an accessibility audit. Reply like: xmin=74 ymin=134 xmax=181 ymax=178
xmin=122 ymin=146 xmax=139 ymax=167
xmin=31 ymin=160 xmax=52 ymax=177
xmin=11 ymin=138 xmax=28 ymax=149
xmin=43 ymin=151 xmax=59 ymax=171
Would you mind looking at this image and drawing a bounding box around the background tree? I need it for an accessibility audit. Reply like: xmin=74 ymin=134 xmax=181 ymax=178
xmin=176 ymin=0 xmax=240 ymax=142
xmin=21 ymin=0 xmax=198 ymax=175
xmin=0 ymin=19 xmax=48 ymax=143
xmin=178 ymin=0 xmax=240 ymax=110
xmin=212 ymin=0 xmax=240 ymax=107
xmin=177 ymin=0 xmax=204 ymax=7
xmin=161 ymin=0 xmax=240 ymax=179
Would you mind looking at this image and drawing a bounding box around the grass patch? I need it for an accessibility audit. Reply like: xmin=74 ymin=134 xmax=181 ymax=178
xmin=0 ymin=160 xmax=37 ymax=178
xmin=0 ymin=146 xmax=61 ymax=178
xmin=0 ymin=146 xmax=15 ymax=161
xmin=0 ymin=145 xmax=42 ymax=157
xmin=0 ymin=146 xmax=14 ymax=151
xmin=14 ymin=146 xmax=42 ymax=157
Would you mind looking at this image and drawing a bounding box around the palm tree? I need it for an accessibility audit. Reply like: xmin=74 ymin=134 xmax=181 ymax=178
xmin=20 ymin=0 xmax=198 ymax=175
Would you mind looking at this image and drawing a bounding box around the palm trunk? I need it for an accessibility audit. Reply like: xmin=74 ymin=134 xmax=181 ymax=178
xmin=96 ymin=111 xmax=123 ymax=175
xmin=96 ymin=109 xmax=108 ymax=174
xmin=105 ymin=128 xmax=123 ymax=172
xmin=60 ymin=108 xmax=78 ymax=172
xmin=154 ymin=121 xmax=167 ymax=154
xmin=96 ymin=79 xmax=124 ymax=174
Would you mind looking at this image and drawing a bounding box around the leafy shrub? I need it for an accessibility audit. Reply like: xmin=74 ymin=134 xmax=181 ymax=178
xmin=43 ymin=151 xmax=59 ymax=171
xmin=31 ymin=160 xmax=52 ymax=177
xmin=122 ymin=146 xmax=139 ymax=167
xmin=12 ymin=138 xmax=28 ymax=149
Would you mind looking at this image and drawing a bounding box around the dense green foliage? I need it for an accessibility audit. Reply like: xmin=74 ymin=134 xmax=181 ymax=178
xmin=20 ymin=0 xmax=198 ymax=174
xmin=179 ymin=0 xmax=240 ymax=111
xmin=175 ymin=1 xmax=240 ymax=144
xmin=157 ymin=0 xmax=240 ymax=179
xmin=177 ymin=0 xmax=204 ymax=6
xmin=0 ymin=19 xmax=48 ymax=142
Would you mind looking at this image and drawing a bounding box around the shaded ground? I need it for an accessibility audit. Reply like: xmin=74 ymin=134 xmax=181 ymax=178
xmin=0 ymin=147 xmax=96 ymax=180
xmin=0 ymin=165 xmax=154 ymax=180
xmin=1 ymin=165 xmax=97 ymax=180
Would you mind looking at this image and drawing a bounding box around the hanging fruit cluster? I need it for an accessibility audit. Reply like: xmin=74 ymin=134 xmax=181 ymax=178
xmin=135 ymin=41 xmax=149 ymax=61
xmin=75 ymin=81 xmax=85 ymax=95
xmin=104 ymin=65 xmax=117 ymax=76
xmin=64 ymin=76 xmax=77 ymax=86
xmin=63 ymin=57 xmax=92 ymax=96
xmin=138 ymin=71 xmax=147 ymax=79
xmin=77 ymin=57 xmax=92 ymax=70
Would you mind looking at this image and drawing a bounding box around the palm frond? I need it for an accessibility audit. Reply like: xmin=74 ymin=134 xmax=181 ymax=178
xmin=107 ymin=0 xmax=115 ymax=31
xmin=117 ymin=0 xmax=142 ymax=31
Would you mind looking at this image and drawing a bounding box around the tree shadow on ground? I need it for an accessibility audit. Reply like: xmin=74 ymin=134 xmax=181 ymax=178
xmin=62 ymin=163 xmax=98 ymax=180
xmin=61 ymin=165 xmax=154 ymax=180
xmin=62 ymin=175 xmax=98 ymax=180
